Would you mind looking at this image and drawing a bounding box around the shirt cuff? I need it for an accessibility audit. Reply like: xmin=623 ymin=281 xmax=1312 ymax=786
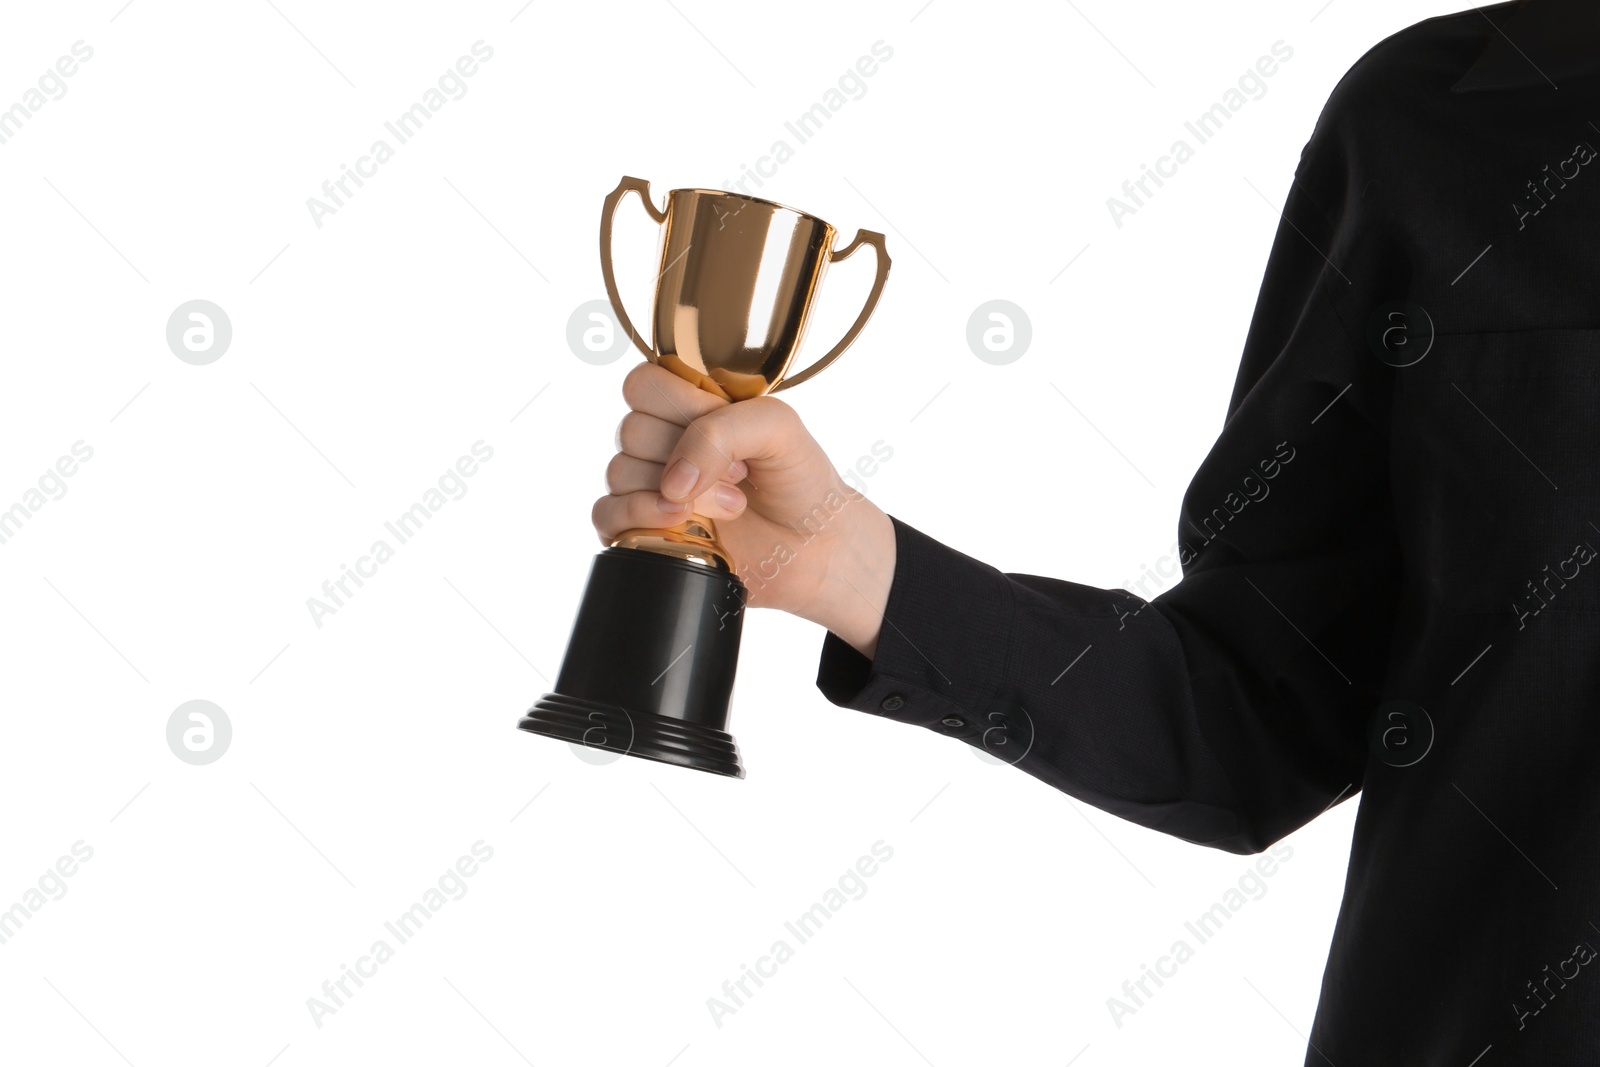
xmin=814 ymin=514 xmax=1015 ymax=734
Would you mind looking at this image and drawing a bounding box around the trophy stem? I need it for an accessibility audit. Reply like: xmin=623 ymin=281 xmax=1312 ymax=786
xmin=610 ymin=513 xmax=734 ymax=571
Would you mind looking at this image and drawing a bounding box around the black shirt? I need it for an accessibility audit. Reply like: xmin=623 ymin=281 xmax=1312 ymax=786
xmin=814 ymin=1 xmax=1600 ymax=1061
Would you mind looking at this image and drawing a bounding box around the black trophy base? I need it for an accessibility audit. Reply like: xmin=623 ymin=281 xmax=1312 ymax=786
xmin=519 ymin=545 xmax=747 ymax=778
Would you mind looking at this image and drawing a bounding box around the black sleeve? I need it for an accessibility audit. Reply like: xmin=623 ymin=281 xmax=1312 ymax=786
xmin=814 ymin=100 xmax=1405 ymax=855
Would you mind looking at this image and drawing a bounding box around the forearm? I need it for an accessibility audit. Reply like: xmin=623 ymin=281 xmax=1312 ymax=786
xmin=804 ymin=514 xmax=1256 ymax=852
xmin=808 ymin=504 xmax=1395 ymax=853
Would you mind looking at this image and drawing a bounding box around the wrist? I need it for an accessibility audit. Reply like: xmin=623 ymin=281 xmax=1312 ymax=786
xmin=797 ymin=494 xmax=895 ymax=659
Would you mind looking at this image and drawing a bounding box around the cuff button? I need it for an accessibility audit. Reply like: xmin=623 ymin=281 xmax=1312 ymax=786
xmin=880 ymin=694 xmax=905 ymax=712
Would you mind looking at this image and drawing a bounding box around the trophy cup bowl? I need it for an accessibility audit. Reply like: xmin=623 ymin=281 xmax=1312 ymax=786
xmin=517 ymin=176 xmax=891 ymax=777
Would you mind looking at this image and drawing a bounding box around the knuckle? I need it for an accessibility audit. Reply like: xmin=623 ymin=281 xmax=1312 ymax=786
xmin=747 ymin=394 xmax=794 ymax=420
xmin=746 ymin=395 xmax=798 ymax=440
xmin=616 ymin=411 xmax=644 ymax=453
xmin=621 ymin=361 xmax=654 ymax=407
xmin=685 ymin=414 xmax=725 ymax=456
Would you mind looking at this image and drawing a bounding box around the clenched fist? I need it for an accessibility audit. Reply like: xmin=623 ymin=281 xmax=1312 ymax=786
xmin=592 ymin=361 xmax=894 ymax=658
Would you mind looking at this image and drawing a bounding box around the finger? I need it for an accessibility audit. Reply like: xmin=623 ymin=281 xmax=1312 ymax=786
xmin=591 ymin=486 xmax=747 ymax=543
xmin=621 ymin=361 xmax=728 ymax=427
xmin=606 ymin=453 xmax=664 ymax=496
xmin=659 ymin=396 xmax=798 ymax=502
xmin=606 ymin=453 xmax=748 ymax=496
xmin=615 ymin=410 xmax=687 ymax=463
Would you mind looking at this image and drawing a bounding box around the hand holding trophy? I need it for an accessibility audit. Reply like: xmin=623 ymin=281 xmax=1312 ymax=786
xmin=518 ymin=176 xmax=891 ymax=777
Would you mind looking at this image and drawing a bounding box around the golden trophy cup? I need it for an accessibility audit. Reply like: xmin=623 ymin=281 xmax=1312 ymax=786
xmin=517 ymin=175 xmax=891 ymax=777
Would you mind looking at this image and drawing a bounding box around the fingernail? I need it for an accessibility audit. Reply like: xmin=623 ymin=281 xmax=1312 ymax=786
xmin=715 ymin=483 xmax=744 ymax=510
xmin=661 ymin=458 xmax=699 ymax=499
xmin=658 ymin=496 xmax=689 ymax=513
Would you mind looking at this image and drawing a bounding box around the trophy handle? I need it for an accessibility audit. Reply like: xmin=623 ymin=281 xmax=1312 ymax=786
xmin=770 ymin=229 xmax=891 ymax=394
xmin=599 ymin=175 xmax=668 ymax=362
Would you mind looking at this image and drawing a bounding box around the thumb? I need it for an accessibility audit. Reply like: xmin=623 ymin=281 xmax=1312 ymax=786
xmin=659 ymin=396 xmax=797 ymax=503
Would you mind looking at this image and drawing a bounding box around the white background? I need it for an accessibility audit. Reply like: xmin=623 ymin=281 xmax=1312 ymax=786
xmin=0 ymin=1 xmax=1445 ymax=1064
